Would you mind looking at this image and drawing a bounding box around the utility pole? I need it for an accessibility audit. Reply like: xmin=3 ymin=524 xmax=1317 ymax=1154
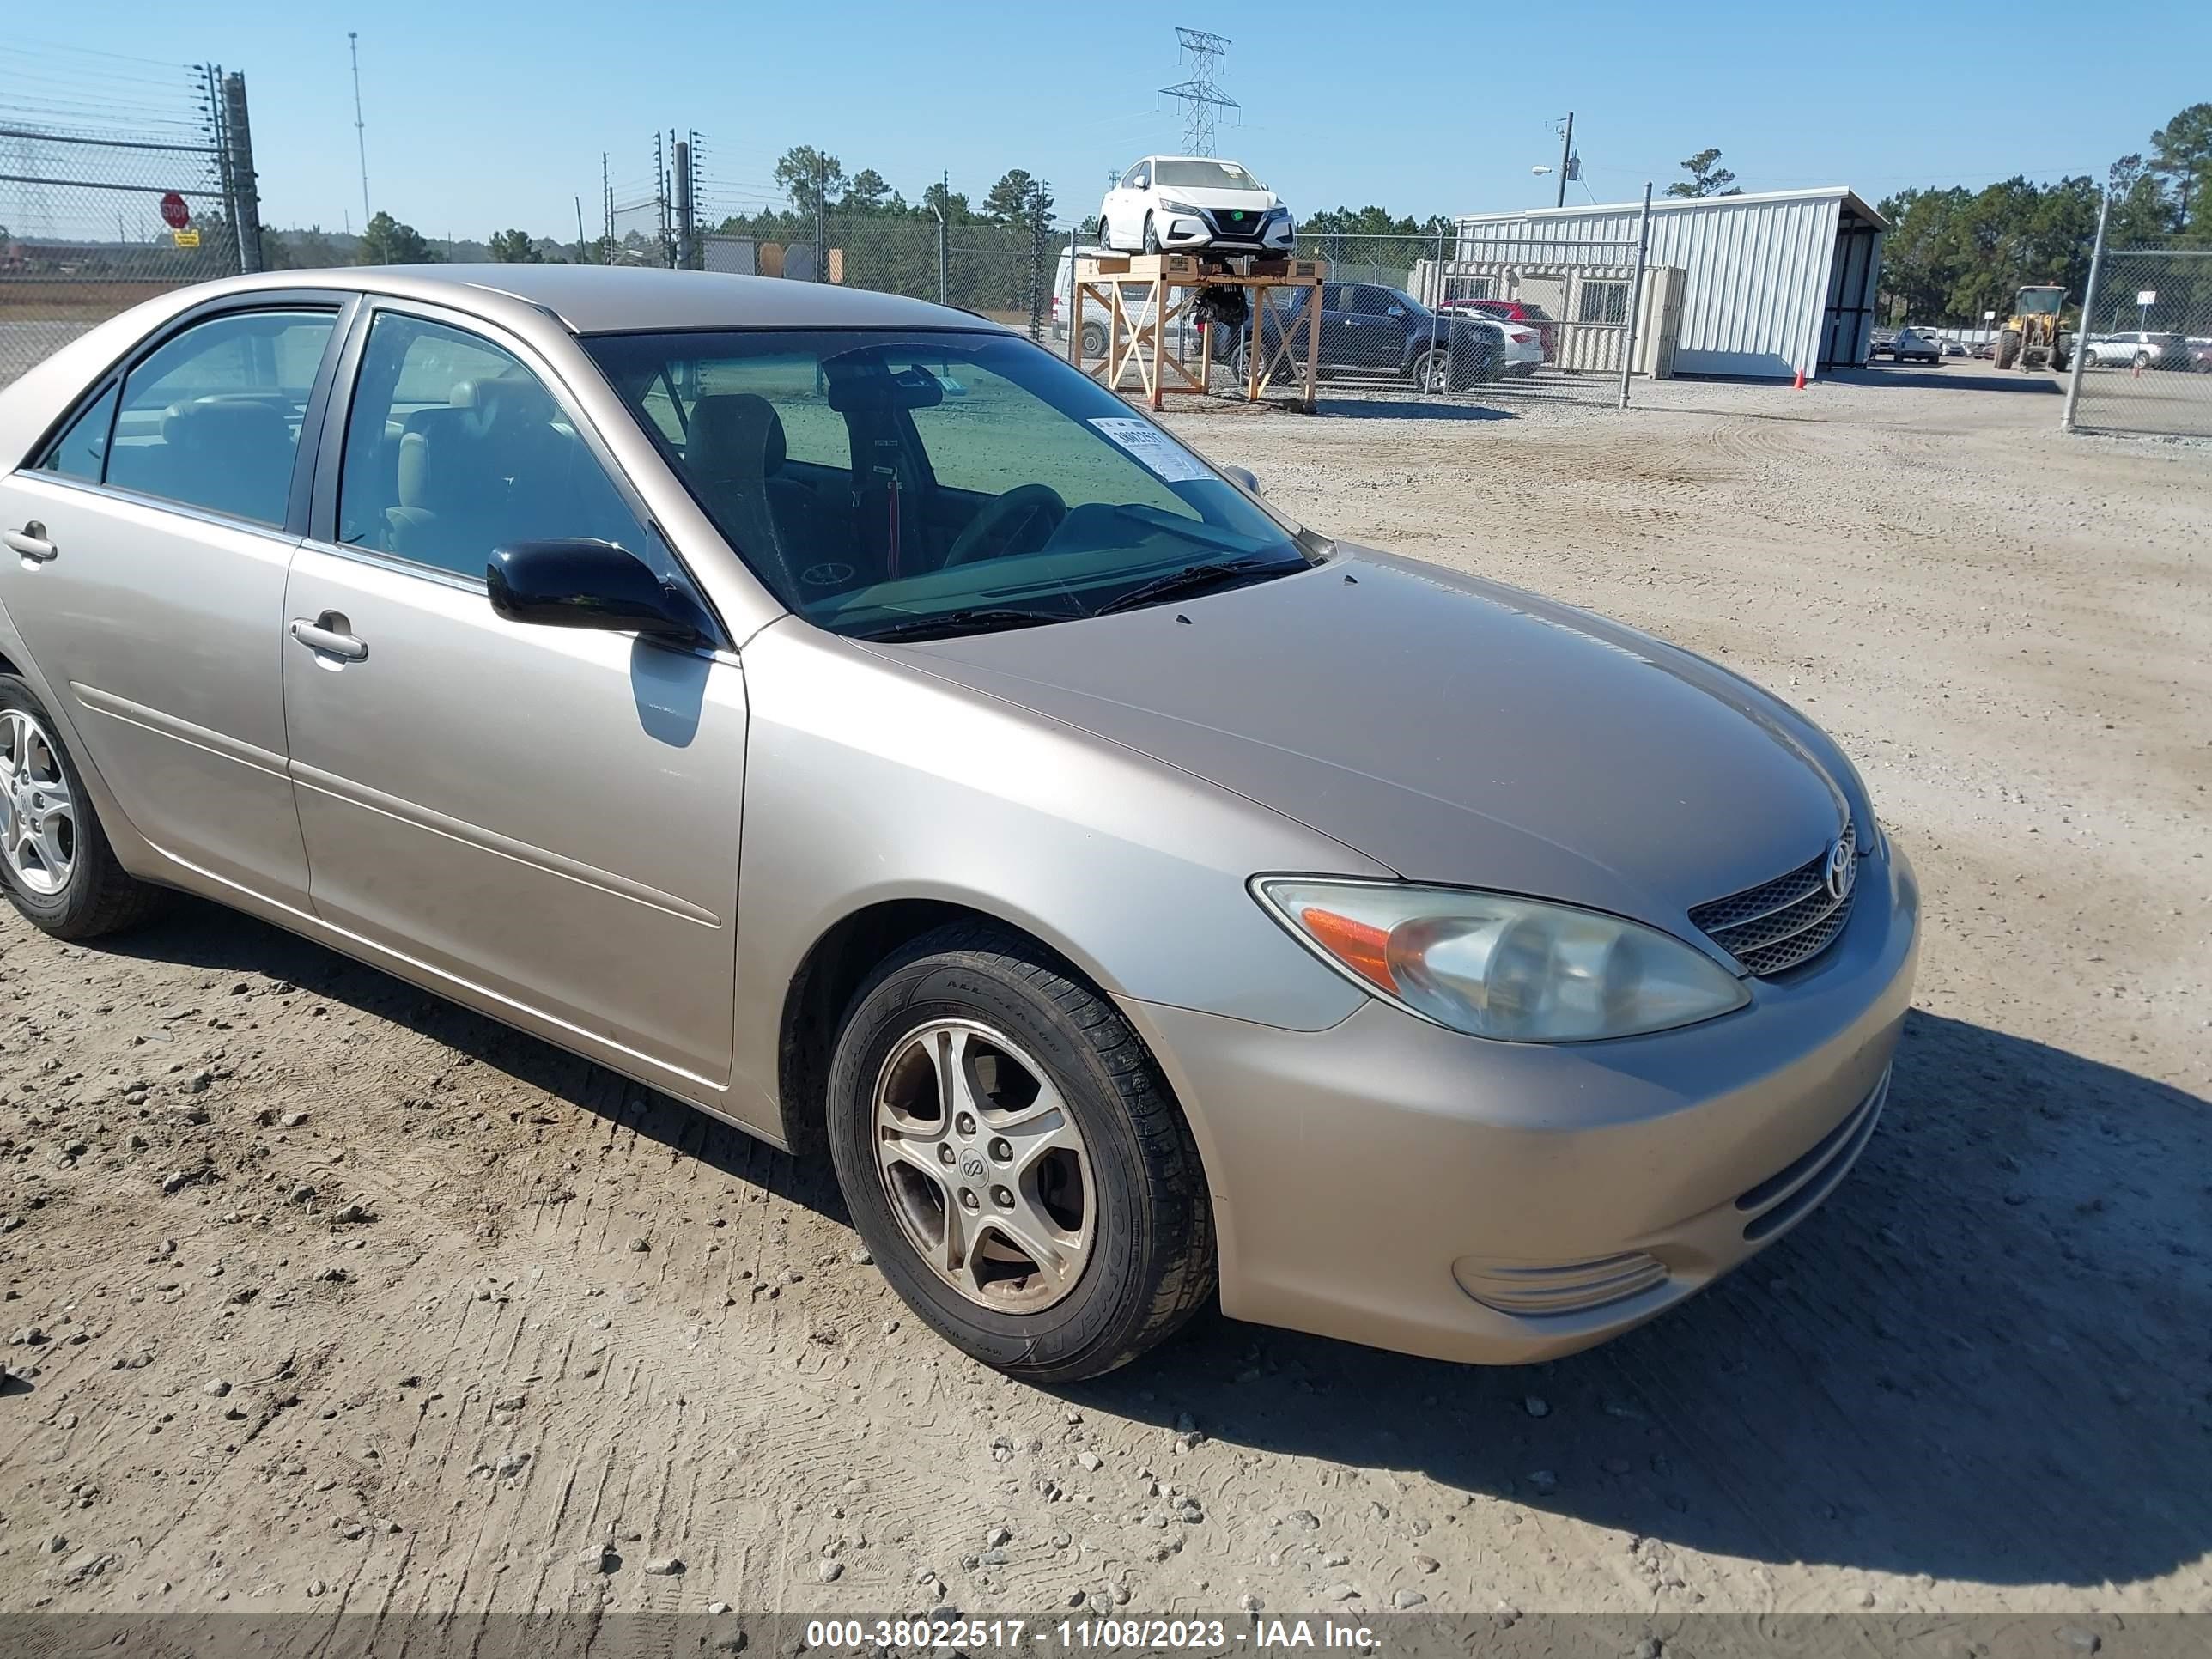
xmin=934 ymin=167 xmax=950 ymax=305
xmin=602 ymin=152 xmax=613 ymax=260
xmin=673 ymin=137 xmax=695 ymax=270
xmin=1027 ymin=183 xmax=1049 ymax=342
xmin=348 ymin=33 xmax=370 ymax=227
xmin=222 ymin=71 xmax=264 ymax=273
xmin=1555 ymin=112 xmax=1575 ymax=209
xmin=575 ymin=196 xmax=589 ymax=263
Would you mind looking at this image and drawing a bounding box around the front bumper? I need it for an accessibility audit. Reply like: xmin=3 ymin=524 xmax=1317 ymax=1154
xmin=1158 ymin=209 xmax=1295 ymax=253
xmin=1119 ymin=842 xmax=1919 ymax=1365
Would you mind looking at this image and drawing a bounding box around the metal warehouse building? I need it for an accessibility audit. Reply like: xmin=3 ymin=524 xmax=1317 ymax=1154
xmin=1451 ymin=187 xmax=1887 ymax=381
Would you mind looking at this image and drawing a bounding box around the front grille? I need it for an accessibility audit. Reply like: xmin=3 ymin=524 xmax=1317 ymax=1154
xmin=1689 ymin=823 xmax=1856 ymax=975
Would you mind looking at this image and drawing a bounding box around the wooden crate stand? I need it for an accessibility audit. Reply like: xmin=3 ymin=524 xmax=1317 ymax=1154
xmin=1069 ymin=254 xmax=1324 ymax=413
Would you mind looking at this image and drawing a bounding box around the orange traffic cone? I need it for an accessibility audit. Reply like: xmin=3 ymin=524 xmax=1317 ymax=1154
xmin=1793 ymin=366 xmax=1807 ymax=390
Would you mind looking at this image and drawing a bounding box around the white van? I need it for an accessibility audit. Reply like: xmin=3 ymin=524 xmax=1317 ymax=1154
xmin=1050 ymin=246 xmax=1207 ymax=363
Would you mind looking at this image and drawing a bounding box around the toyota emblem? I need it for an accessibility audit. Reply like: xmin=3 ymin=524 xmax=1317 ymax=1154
xmin=1824 ymin=837 xmax=1856 ymax=903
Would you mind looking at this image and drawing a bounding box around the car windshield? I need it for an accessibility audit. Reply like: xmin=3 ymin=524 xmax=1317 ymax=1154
xmin=585 ymin=329 xmax=1315 ymax=638
xmin=1152 ymin=159 xmax=1264 ymax=191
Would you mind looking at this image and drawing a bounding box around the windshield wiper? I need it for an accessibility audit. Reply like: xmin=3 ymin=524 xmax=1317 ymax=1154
xmin=851 ymin=605 xmax=1080 ymax=642
xmin=1093 ymin=556 xmax=1302 ymax=616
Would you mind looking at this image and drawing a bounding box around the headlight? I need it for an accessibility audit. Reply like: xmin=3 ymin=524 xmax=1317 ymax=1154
xmin=1252 ymin=878 xmax=1749 ymax=1043
xmin=1158 ymin=198 xmax=1204 ymax=217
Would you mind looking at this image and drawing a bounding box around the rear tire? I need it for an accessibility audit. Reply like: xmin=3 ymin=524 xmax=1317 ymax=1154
xmin=825 ymin=922 xmax=1216 ymax=1382
xmin=1081 ymin=322 xmax=1107 ymax=362
xmin=2133 ymin=349 xmax=2151 ymax=371
xmin=0 ymin=676 xmax=167 ymax=940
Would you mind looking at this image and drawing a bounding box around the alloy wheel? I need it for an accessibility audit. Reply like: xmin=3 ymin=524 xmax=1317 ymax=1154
xmin=871 ymin=1018 xmax=1094 ymax=1312
xmin=0 ymin=708 xmax=76 ymax=896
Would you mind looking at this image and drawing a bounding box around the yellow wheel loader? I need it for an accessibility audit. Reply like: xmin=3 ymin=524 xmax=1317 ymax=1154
xmin=1993 ymin=286 xmax=2073 ymax=372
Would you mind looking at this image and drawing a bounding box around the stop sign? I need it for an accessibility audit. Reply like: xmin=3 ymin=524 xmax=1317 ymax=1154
xmin=159 ymin=191 xmax=190 ymax=230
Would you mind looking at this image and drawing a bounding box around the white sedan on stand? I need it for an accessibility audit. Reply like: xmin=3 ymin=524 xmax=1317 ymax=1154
xmin=1098 ymin=156 xmax=1295 ymax=258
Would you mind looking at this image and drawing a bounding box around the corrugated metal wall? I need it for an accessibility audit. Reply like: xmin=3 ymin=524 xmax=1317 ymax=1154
xmin=1453 ymin=193 xmax=1852 ymax=380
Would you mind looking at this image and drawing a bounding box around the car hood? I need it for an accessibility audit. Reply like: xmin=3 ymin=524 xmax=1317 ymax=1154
xmin=872 ymin=551 xmax=1855 ymax=936
xmin=1158 ymin=186 xmax=1280 ymax=213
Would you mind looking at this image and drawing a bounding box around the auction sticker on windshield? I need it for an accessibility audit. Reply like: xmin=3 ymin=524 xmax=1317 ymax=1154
xmin=1091 ymin=417 xmax=1210 ymax=483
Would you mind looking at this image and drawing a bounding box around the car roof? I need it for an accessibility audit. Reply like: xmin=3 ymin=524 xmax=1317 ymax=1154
xmin=155 ymin=264 xmax=1000 ymax=337
xmin=392 ymin=264 xmax=992 ymax=333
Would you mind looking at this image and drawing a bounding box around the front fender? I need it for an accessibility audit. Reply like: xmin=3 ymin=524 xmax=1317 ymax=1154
xmin=726 ymin=620 xmax=1382 ymax=1128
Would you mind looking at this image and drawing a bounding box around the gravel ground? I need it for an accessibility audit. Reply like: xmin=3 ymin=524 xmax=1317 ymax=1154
xmin=1 ymin=368 xmax=2207 ymax=1620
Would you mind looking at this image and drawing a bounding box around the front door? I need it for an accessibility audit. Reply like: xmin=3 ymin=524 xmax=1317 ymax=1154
xmin=282 ymin=302 xmax=745 ymax=1091
xmin=0 ymin=302 xmax=344 ymax=906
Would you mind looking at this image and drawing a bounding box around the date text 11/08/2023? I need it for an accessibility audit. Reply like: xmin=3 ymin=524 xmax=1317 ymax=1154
xmin=802 ymin=1620 xmax=1382 ymax=1650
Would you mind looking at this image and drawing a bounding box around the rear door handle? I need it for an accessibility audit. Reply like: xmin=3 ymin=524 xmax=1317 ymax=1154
xmin=290 ymin=617 xmax=368 ymax=662
xmin=5 ymin=522 xmax=57 ymax=562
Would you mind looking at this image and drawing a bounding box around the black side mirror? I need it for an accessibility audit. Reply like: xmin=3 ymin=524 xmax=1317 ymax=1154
xmin=1219 ymin=465 xmax=1261 ymax=496
xmin=487 ymin=539 xmax=712 ymax=647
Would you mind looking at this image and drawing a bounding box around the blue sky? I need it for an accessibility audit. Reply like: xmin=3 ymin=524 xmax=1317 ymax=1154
xmin=13 ymin=0 xmax=2210 ymax=242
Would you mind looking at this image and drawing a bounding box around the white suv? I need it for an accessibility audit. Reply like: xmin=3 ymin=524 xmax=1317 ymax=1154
xmin=1098 ymin=156 xmax=1295 ymax=257
xmin=2081 ymin=331 xmax=2184 ymax=370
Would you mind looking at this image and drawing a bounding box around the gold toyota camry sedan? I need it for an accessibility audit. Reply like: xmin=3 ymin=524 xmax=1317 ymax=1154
xmin=0 ymin=266 xmax=1916 ymax=1380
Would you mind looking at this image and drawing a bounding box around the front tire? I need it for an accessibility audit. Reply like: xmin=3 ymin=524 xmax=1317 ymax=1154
xmin=825 ymin=923 xmax=1216 ymax=1382
xmin=1141 ymin=215 xmax=1161 ymax=256
xmin=0 ymin=677 xmax=167 ymax=939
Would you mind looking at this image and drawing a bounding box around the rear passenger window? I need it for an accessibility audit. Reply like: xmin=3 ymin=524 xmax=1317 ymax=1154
xmin=335 ymin=312 xmax=666 ymax=583
xmin=105 ymin=310 xmax=334 ymax=526
xmin=38 ymin=383 xmax=120 ymax=482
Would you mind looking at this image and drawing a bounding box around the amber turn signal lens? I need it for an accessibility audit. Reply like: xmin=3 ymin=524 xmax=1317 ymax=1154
xmin=1297 ymin=905 xmax=1396 ymax=992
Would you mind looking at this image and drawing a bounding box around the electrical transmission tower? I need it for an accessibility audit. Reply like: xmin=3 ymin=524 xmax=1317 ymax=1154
xmin=1158 ymin=27 xmax=1236 ymax=156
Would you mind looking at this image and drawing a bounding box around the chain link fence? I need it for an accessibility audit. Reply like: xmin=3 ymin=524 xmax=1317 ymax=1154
xmin=2065 ymin=246 xmax=2212 ymax=439
xmin=695 ymin=211 xmax=1070 ymax=335
xmin=1 ymin=63 xmax=250 ymax=386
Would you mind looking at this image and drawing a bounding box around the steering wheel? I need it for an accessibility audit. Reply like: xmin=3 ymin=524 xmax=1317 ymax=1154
xmin=941 ymin=483 xmax=1068 ymax=568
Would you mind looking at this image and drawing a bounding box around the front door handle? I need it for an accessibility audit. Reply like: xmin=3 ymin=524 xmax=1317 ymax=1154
xmin=290 ymin=616 xmax=368 ymax=662
xmin=5 ymin=522 xmax=57 ymax=562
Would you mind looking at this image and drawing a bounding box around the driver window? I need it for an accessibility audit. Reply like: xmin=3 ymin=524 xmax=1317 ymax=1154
xmin=890 ymin=349 xmax=1194 ymax=519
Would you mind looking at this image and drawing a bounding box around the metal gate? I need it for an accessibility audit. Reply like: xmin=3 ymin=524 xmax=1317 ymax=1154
xmin=1262 ymin=209 xmax=1661 ymax=407
xmin=1 ymin=57 xmax=254 ymax=386
xmin=2064 ymin=228 xmax=2212 ymax=440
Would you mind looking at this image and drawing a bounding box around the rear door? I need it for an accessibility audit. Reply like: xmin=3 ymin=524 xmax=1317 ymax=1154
xmin=282 ymin=299 xmax=745 ymax=1091
xmin=0 ymin=298 xmax=349 ymax=906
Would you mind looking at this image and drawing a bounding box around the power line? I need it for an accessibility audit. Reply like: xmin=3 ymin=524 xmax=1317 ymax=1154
xmin=1158 ymin=27 xmax=1236 ymax=157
